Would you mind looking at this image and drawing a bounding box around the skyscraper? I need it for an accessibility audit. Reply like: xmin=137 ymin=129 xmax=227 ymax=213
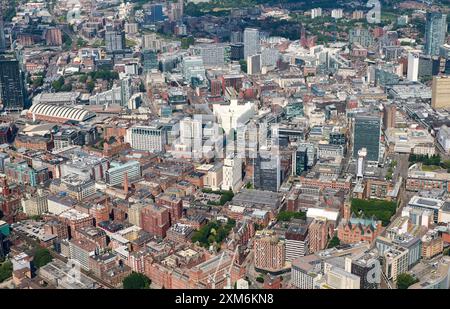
xmin=253 ymin=154 xmax=281 ymax=192
xmin=0 ymin=9 xmax=6 ymax=51
xmin=243 ymin=28 xmax=260 ymax=59
xmin=425 ymin=12 xmax=447 ymax=56
xmin=407 ymin=52 xmax=419 ymax=82
xmin=353 ymin=114 xmax=381 ymax=162
xmin=0 ymin=56 xmax=25 ymax=111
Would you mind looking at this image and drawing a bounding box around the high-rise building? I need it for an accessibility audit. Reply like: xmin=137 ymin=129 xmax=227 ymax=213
xmin=331 ymin=9 xmax=343 ymax=19
xmin=350 ymin=252 xmax=380 ymax=289
xmin=353 ymin=114 xmax=381 ymax=162
xmin=310 ymin=8 xmax=322 ymax=19
xmin=243 ymin=28 xmax=260 ymax=59
xmin=148 ymin=4 xmax=165 ymax=23
xmin=194 ymin=44 xmax=226 ymax=67
xmin=285 ymin=223 xmax=309 ymax=261
xmin=0 ymin=56 xmax=25 ymax=111
xmin=105 ymin=30 xmax=125 ymax=52
xmin=230 ymin=31 xmax=242 ymax=43
xmin=383 ymin=103 xmax=396 ymax=130
xmin=432 ymin=76 xmax=450 ymax=109
xmin=0 ymin=9 xmax=6 ymax=51
xmin=230 ymin=43 xmax=244 ymax=61
xmin=254 ymin=230 xmax=286 ymax=272
xmin=425 ymin=12 xmax=447 ymax=56
xmin=221 ymin=155 xmax=242 ymax=192
xmin=247 ymin=54 xmax=261 ymax=75
xmin=292 ymin=145 xmax=308 ymax=176
xmin=349 ymin=28 xmax=374 ymax=48
xmin=142 ymin=50 xmax=158 ymax=72
xmin=126 ymin=124 xmax=168 ymax=153
xmin=308 ymin=218 xmax=328 ymax=253
xmin=253 ymin=154 xmax=281 ymax=192
xmin=407 ymin=52 xmax=420 ymax=81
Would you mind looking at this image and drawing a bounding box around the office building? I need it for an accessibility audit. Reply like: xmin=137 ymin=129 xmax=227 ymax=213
xmin=291 ymin=256 xmax=322 ymax=289
xmin=247 ymin=54 xmax=261 ymax=75
xmin=142 ymin=50 xmax=158 ymax=73
xmin=181 ymin=56 xmax=206 ymax=86
xmin=221 ymin=155 xmax=242 ymax=192
xmin=126 ymin=124 xmax=168 ymax=153
xmin=432 ymin=76 xmax=450 ymax=110
xmin=353 ymin=114 xmax=381 ymax=162
xmin=350 ymin=252 xmax=380 ymax=289
xmin=285 ymin=223 xmax=309 ymax=261
xmin=147 ymin=4 xmax=165 ymax=23
xmin=253 ymin=154 xmax=281 ymax=192
xmin=105 ymin=30 xmax=125 ymax=52
xmin=407 ymin=52 xmax=420 ymax=82
xmin=21 ymin=190 xmax=49 ymax=216
xmin=243 ymin=28 xmax=260 ymax=58
xmin=0 ymin=10 xmax=6 ymax=51
xmin=105 ymin=161 xmax=141 ymax=187
xmin=425 ymin=12 xmax=447 ymax=56
xmin=194 ymin=44 xmax=227 ymax=67
xmin=0 ymin=56 xmax=25 ymax=111
xmin=230 ymin=43 xmax=244 ymax=61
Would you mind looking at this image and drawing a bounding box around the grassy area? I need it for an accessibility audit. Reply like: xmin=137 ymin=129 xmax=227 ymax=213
xmin=277 ymin=211 xmax=306 ymax=222
xmin=421 ymin=165 xmax=441 ymax=172
xmin=351 ymin=198 xmax=397 ymax=227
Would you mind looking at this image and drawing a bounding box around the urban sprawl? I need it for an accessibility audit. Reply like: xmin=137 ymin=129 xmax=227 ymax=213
xmin=0 ymin=0 xmax=450 ymax=290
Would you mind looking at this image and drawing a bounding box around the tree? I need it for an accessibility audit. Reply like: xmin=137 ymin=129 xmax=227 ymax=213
xmin=239 ymin=60 xmax=247 ymax=73
xmin=86 ymin=81 xmax=96 ymax=93
xmin=397 ymin=273 xmax=418 ymax=289
xmin=0 ymin=261 xmax=13 ymax=282
xmin=52 ymin=76 xmax=65 ymax=92
xmin=79 ymin=75 xmax=88 ymax=83
xmin=123 ymin=272 xmax=151 ymax=289
xmin=256 ymin=276 xmax=264 ymax=283
xmin=33 ymin=248 xmax=53 ymax=268
xmin=327 ymin=235 xmax=340 ymax=248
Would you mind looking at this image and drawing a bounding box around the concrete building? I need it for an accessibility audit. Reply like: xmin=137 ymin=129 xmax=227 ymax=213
xmin=126 ymin=124 xmax=168 ymax=153
xmin=243 ymin=28 xmax=260 ymax=59
xmin=407 ymin=52 xmax=420 ymax=82
xmin=254 ymin=230 xmax=286 ymax=273
xmin=221 ymin=155 xmax=242 ymax=192
xmin=105 ymin=161 xmax=141 ymax=187
xmin=247 ymin=54 xmax=261 ymax=75
xmin=432 ymin=76 xmax=450 ymax=110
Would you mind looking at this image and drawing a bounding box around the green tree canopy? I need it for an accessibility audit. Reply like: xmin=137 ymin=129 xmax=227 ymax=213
xmin=33 ymin=248 xmax=53 ymax=268
xmin=397 ymin=273 xmax=418 ymax=289
xmin=0 ymin=261 xmax=13 ymax=282
xmin=123 ymin=272 xmax=151 ymax=289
